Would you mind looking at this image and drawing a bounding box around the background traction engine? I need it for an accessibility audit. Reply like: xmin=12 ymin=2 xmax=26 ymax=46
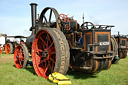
xmin=14 ymin=3 xmax=115 ymax=79
xmin=4 ymin=36 xmax=26 ymax=54
xmin=112 ymin=33 xmax=127 ymax=63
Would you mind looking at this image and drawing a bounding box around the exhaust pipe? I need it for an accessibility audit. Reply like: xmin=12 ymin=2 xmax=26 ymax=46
xmin=30 ymin=3 xmax=38 ymax=35
xmin=26 ymin=3 xmax=37 ymax=48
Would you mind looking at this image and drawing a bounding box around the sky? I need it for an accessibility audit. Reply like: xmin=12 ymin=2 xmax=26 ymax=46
xmin=0 ymin=0 xmax=128 ymax=37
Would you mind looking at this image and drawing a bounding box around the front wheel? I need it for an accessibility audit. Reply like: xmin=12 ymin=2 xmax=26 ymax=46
xmin=5 ymin=43 xmax=13 ymax=54
xmin=14 ymin=44 xmax=29 ymax=69
xmin=0 ymin=46 xmax=2 ymax=54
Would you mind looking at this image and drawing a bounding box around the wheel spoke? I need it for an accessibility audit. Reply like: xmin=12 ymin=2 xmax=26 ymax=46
xmin=39 ymin=37 xmax=47 ymax=47
xmin=45 ymin=60 xmax=47 ymax=68
xmin=48 ymin=42 xmax=54 ymax=49
xmin=18 ymin=53 xmax=24 ymax=60
xmin=19 ymin=60 xmax=22 ymax=67
xmin=38 ymin=40 xmax=46 ymax=51
xmin=16 ymin=49 xmax=19 ymax=55
xmin=49 ymin=9 xmax=52 ymax=22
xmin=50 ymin=57 xmax=55 ymax=63
xmin=50 ymin=47 xmax=55 ymax=54
xmin=15 ymin=59 xmax=18 ymax=63
xmin=48 ymin=61 xmax=53 ymax=73
xmin=44 ymin=16 xmax=48 ymax=23
xmin=19 ymin=49 xmax=23 ymax=54
xmin=86 ymin=23 xmax=88 ymax=29
xmin=51 ymin=51 xmax=55 ymax=54
xmin=40 ymin=59 xmax=46 ymax=65
xmin=42 ymin=44 xmax=46 ymax=50
xmin=36 ymin=49 xmax=43 ymax=56
xmin=44 ymin=65 xmax=48 ymax=74
xmin=37 ymin=49 xmax=43 ymax=52
xmin=48 ymin=33 xmax=52 ymax=44
xmin=46 ymin=34 xmax=49 ymax=47
xmin=51 ymin=61 xmax=54 ymax=73
xmin=46 ymin=33 xmax=52 ymax=47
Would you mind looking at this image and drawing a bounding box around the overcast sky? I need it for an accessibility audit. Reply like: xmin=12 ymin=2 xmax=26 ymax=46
xmin=0 ymin=0 xmax=128 ymax=36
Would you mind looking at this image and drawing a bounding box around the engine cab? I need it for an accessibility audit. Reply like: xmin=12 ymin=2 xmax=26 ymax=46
xmin=82 ymin=25 xmax=112 ymax=53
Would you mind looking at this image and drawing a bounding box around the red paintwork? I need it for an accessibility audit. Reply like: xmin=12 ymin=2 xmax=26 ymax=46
xmin=32 ymin=30 xmax=56 ymax=79
xmin=14 ymin=45 xmax=24 ymax=69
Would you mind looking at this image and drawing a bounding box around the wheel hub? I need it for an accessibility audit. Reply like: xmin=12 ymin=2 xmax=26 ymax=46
xmin=16 ymin=55 xmax=19 ymax=59
xmin=42 ymin=50 xmax=49 ymax=58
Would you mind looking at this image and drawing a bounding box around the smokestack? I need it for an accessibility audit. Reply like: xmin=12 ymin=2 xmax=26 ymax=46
xmin=30 ymin=3 xmax=37 ymax=33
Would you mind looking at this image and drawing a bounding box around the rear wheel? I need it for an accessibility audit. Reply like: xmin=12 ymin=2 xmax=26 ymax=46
xmin=5 ymin=43 xmax=13 ymax=54
xmin=14 ymin=44 xmax=29 ymax=69
xmin=111 ymin=36 xmax=119 ymax=63
xmin=32 ymin=28 xmax=70 ymax=78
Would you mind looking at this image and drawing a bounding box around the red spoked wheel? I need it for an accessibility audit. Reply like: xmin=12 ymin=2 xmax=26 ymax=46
xmin=5 ymin=43 xmax=13 ymax=54
xmin=14 ymin=44 xmax=29 ymax=69
xmin=0 ymin=46 xmax=2 ymax=54
xmin=32 ymin=28 xmax=70 ymax=79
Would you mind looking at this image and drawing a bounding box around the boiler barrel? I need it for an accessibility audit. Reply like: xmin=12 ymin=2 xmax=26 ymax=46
xmin=26 ymin=35 xmax=34 ymax=49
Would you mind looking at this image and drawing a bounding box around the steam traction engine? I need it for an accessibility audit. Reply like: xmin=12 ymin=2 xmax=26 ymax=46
xmin=14 ymin=3 xmax=115 ymax=78
xmin=4 ymin=35 xmax=26 ymax=54
xmin=112 ymin=33 xmax=127 ymax=63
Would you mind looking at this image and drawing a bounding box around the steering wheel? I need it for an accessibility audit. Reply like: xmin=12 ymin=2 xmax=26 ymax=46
xmin=81 ymin=22 xmax=96 ymax=29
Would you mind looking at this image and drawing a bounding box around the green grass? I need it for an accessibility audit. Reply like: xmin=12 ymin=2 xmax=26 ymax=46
xmin=0 ymin=54 xmax=128 ymax=85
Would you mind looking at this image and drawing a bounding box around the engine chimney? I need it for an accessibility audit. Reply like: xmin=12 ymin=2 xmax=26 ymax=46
xmin=30 ymin=3 xmax=37 ymax=34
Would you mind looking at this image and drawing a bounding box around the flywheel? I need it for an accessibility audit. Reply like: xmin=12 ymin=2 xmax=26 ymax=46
xmin=38 ymin=7 xmax=61 ymax=30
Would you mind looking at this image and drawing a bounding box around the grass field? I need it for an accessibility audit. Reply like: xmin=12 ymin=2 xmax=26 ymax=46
xmin=0 ymin=54 xmax=128 ymax=85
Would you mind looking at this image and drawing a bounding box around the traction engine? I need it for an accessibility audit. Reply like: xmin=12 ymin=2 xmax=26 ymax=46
xmin=112 ymin=32 xmax=127 ymax=63
xmin=3 ymin=35 xmax=26 ymax=54
xmin=14 ymin=3 xmax=116 ymax=78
